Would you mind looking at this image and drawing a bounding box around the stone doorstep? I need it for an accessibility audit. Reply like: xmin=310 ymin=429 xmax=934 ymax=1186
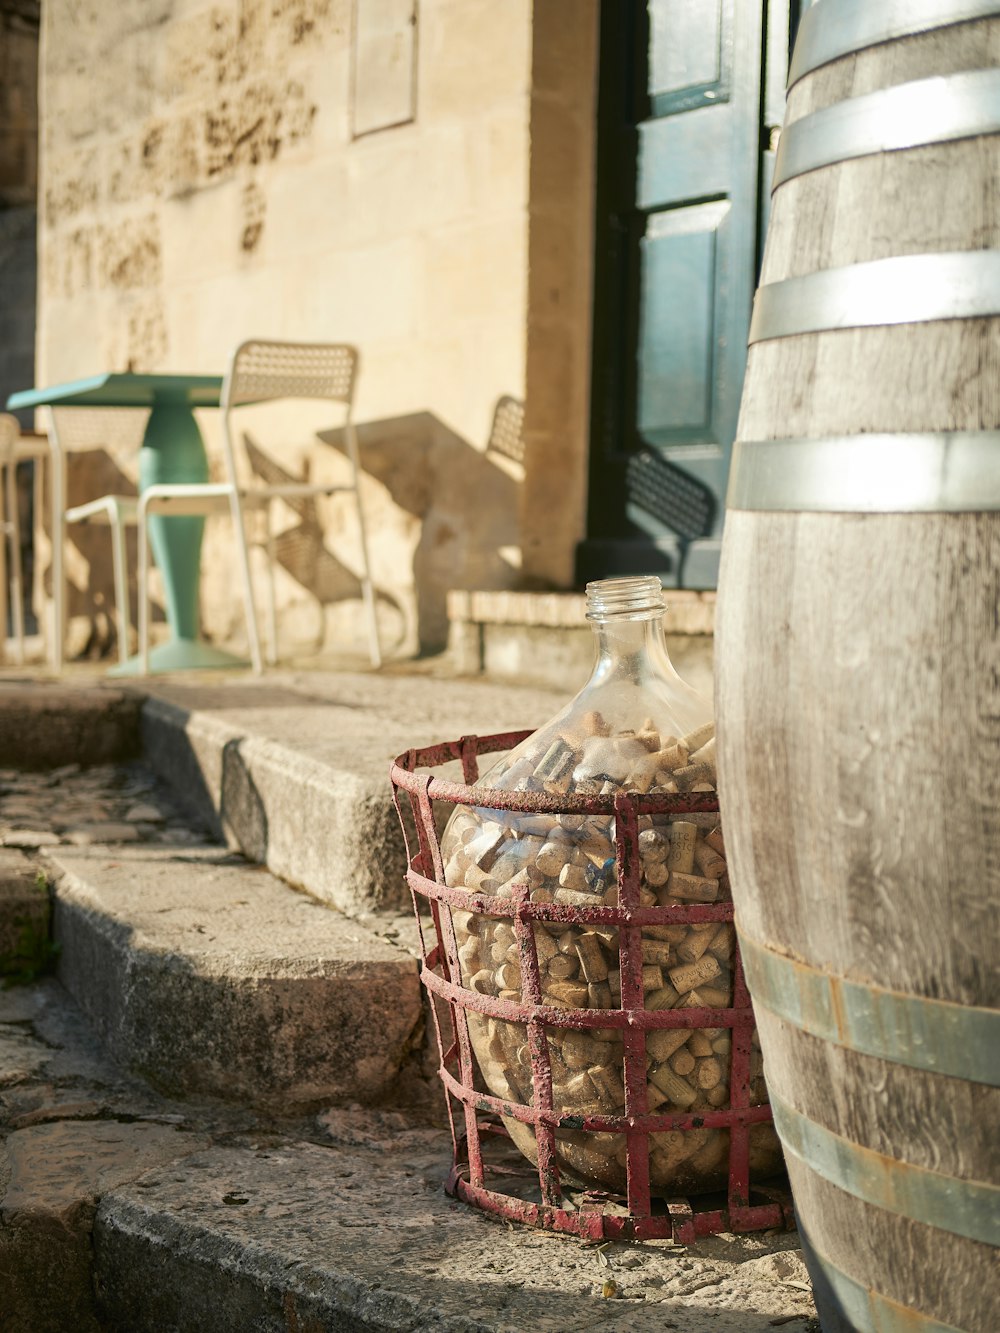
xmin=43 ymin=843 xmax=424 ymax=1111
xmin=93 ymin=1139 xmax=817 ymax=1333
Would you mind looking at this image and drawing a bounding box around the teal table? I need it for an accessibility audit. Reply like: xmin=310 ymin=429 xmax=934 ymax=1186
xmin=6 ymin=373 xmax=247 ymax=674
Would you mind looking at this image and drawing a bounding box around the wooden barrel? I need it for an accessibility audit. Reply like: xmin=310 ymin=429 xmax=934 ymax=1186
xmin=715 ymin=5 xmax=1000 ymax=1331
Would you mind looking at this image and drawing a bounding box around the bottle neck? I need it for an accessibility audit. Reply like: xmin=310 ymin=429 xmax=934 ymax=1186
xmin=589 ymin=614 xmax=673 ymax=687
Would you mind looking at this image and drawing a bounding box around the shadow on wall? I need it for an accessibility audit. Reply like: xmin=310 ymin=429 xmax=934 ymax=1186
xmin=247 ymin=398 xmax=525 ymax=655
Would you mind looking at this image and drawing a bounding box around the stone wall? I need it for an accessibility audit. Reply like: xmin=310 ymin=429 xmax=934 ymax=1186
xmin=0 ymin=2 xmax=39 ymax=428
xmin=37 ymin=0 xmax=555 ymax=658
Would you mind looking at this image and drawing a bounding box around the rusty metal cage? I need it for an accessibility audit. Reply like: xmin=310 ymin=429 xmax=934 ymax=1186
xmin=390 ymin=731 xmax=793 ymax=1242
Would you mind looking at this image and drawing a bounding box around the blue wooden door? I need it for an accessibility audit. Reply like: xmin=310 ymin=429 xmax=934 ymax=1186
xmin=580 ymin=1 xmax=799 ymax=588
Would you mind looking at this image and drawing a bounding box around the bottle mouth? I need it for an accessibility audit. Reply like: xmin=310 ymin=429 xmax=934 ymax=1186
xmin=585 ymin=575 xmax=665 ymax=621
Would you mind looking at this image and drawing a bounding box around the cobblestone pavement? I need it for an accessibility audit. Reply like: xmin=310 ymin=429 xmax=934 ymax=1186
xmin=0 ymin=759 xmax=214 ymax=851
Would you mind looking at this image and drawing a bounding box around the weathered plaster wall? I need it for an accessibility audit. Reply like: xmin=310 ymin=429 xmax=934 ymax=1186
xmin=38 ymin=0 xmax=535 ymax=657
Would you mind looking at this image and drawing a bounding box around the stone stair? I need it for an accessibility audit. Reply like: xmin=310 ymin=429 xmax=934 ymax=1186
xmin=0 ymin=677 xmax=818 ymax=1332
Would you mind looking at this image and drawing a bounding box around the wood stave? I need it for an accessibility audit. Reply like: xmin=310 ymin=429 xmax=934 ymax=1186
xmin=717 ymin=15 xmax=1000 ymax=1332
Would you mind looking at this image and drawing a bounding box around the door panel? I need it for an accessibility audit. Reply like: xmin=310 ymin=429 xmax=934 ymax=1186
xmin=581 ymin=2 xmax=804 ymax=589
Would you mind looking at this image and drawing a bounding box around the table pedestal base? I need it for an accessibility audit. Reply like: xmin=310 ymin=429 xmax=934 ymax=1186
xmin=108 ymin=638 xmax=249 ymax=676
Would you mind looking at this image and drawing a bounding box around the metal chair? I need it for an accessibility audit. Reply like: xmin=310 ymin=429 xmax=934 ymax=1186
xmin=137 ymin=339 xmax=381 ymax=674
xmin=0 ymin=413 xmax=51 ymax=664
xmin=47 ymin=408 xmax=148 ymax=668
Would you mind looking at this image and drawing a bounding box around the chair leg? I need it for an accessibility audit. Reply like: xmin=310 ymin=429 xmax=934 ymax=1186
xmin=345 ymin=421 xmax=381 ymax=669
xmin=48 ymin=409 xmax=66 ymax=672
xmin=264 ymin=501 xmax=278 ymax=667
xmin=138 ymin=501 xmax=151 ymax=676
xmin=230 ymin=496 xmax=263 ymax=675
xmin=109 ymin=507 xmax=131 ymax=666
xmin=0 ymin=467 xmax=8 ymax=667
xmin=7 ymin=459 xmax=25 ymax=664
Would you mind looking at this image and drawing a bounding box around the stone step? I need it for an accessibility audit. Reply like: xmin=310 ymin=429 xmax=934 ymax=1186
xmin=94 ymin=1134 xmax=817 ymax=1333
xmin=0 ymin=680 xmax=141 ymax=770
xmin=0 ymin=847 xmax=49 ymax=978
xmin=1 ymin=977 xmax=817 ymax=1333
xmin=44 ymin=843 xmax=423 ymax=1111
xmin=138 ymin=671 xmax=568 ymax=915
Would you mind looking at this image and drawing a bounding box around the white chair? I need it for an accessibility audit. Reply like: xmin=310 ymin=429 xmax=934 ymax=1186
xmin=0 ymin=413 xmax=50 ymax=665
xmin=137 ymin=339 xmax=381 ymax=674
xmin=46 ymin=408 xmax=148 ymax=668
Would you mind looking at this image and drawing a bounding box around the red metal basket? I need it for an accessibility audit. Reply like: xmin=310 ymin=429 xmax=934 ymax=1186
xmin=390 ymin=730 xmax=793 ymax=1242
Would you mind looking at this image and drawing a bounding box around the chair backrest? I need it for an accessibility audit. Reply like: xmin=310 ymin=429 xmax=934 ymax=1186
xmin=223 ymin=340 xmax=358 ymax=411
xmin=220 ymin=339 xmax=360 ymax=490
xmin=0 ymin=412 xmax=18 ymax=461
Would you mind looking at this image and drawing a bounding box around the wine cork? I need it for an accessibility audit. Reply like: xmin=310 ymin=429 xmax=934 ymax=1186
xmin=469 ymin=826 xmax=507 ymax=870
xmin=561 ymin=1071 xmax=603 ymax=1115
xmin=638 ymin=828 xmax=669 ymax=861
xmin=704 ymin=827 xmax=725 ymax=856
xmin=558 ymin=862 xmax=589 ymax=893
xmin=688 ymin=1030 xmax=714 ymax=1057
xmin=693 ymin=840 xmax=727 ymax=880
xmin=644 ymin=923 xmax=688 ymax=945
xmin=547 ymin=953 xmax=579 ymax=981
xmin=669 ymin=1047 xmax=696 ymax=1077
xmin=696 ymin=1057 xmax=724 ymax=1090
xmin=557 ymin=813 xmax=586 ymax=831
xmin=645 ymin=983 xmax=681 ymax=1010
xmin=536 ymin=841 xmax=570 ymax=878
xmin=575 ymin=933 xmax=610 ymax=982
xmin=706 ymin=1083 xmax=729 ymax=1107
xmin=494 ymin=960 xmax=521 ymax=990
xmin=677 ymin=923 xmax=718 ymax=964
xmin=648 ymin=1064 xmax=698 ymax=1108
xmin=581 ymin=709 xmax=611 ymax=736
xmin=588 ymin=1063 xmax=626 ymax=1110
xmin=666 ymin=821 xmax=698 ymax=873
xmin=560 ymin=1031 xmax=608 ymax=1070
xmin=667 ymin=872 xmax=719 ymax=903
xmin=646 ymin=1080 xmax=669 ymax=1110
xmin=688 ymin=1130 xmax=726 ymax=1171
xmin=654 ymin=742 xmax=689 ymax=772
xmin=707 ymin=923 xmax=734 ymax=960
xmin=624 ymin=761 xmax=656 ymax=794
xmin=668 ymin=954 xmax=721 ymax=994
xmin=555 ymin=886 xmax=603 ymax=908
xmin=463 ymin=865 xmax=497 ymax=892
xmin=582 ymin=827 xmax=613 ymax=860
xmin=469 ymin=969 xmax=494 ymax=994
xmin=535 ymin=737 xmax=577 ymax=792
xmin=689 ymin=735 xmax=716 ymax=767
xmin=640 ymin=939 xmax=673 ymax=968
xmin=696 ymin=985 xmax=732 ymax=1008
xmin=643 ymin=861 xmax=670 ymax=888
xmin=588 ymin=981 xmax=613 ymax=1009
xmin=533 ymin=928 xmax=559 ymax=963
xmin=645 ymin=1026 xmax=691 ymax=1063
xmin=673 ymin=763 xmax=715 ymax=793
xmin=544 ymin=979 xmax=589 ymax=1007
xmin=459 ymin=937 xmax=481 ymax=974
xmin=711 ymin=1032 xmax=731 ymax=1056
xmin=681 ymin=722 xmax=714 ymax=753
xmin=642 ymin=964 xmax=664 ymax=992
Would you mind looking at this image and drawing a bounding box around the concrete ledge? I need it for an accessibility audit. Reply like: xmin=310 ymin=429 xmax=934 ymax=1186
xmin=0 ymin=682 xmax=141 ymax=770
xmin=45 ymin=845 xmax=423 ymax=1110
xmin=446 ymin=590 xmax=715 ymax=695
